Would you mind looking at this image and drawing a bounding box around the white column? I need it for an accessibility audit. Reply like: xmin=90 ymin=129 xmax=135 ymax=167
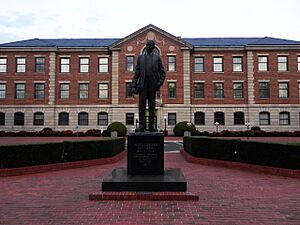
xmin=111 ymin=50 xmax=119 ymax=105
xmin=48 ymin=52 xmax=56 ymax=105
xmin=183 ymin=50 xmax=191 ymax=105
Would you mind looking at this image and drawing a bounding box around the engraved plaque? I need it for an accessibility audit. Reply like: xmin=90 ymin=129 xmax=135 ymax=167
xmin=127 ymin=132 xmax=164 ymax=175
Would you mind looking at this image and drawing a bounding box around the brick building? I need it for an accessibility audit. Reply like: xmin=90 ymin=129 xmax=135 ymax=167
xmin=0 ymin=24 xmax=300 ymax=133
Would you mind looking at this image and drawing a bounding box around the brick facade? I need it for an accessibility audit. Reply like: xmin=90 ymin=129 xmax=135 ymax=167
xmin=1 ymin=25 xmax=300 ymax=133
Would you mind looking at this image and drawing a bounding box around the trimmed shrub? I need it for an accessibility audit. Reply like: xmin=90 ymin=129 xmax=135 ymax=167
xmin=236 ymin=141 xmax=300 ymax=169
xmin=0 ymin=142 xmax=63 ymax=168
xmin=183 ymin=136 xmax=239 ymax=161
xmin=85 ymin=129 xmax=102 ymax=136
xmin=63 ymin=137 xmax=125 ymax=162
xmin=173 ymin=121 xmax=196 ymax=137
xmin=107 ymin=122 xmax=127 ymax=137
xmin=251 ymin=126 xmax=261 ymax=131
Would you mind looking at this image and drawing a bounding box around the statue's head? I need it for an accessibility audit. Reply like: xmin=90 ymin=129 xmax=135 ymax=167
xmin=146 ymin=40 xmax=155 ymax=53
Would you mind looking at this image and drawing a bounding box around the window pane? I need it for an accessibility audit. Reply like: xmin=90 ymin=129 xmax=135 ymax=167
xmin=168 ymin=56 xmax=176 ymax=71
xmin=34 ymin=112 xmax=44 ymax=125
xmin=279 ymin=82 xmax=289 ymax=98
xmin=60 ymin=84 xmax=69 ymax=99
xmin=80 ymin=58 xmax=89 ymax=72
xmin=259 ymin=82 xmax=269 ymax=98
xmin=214 ymin=112 xmax=225 ymax=125
xmin=98 ymin=112 xmax=108 ymax=125
xmin=194 ymin=83 xmax=204 ymax=98
xmin=79 ymin=84 xmax=89 ymax=99
xmin=278 ymin=56 xmax=288 ymax=71
xmin=214 ymin=83 xmax=224 ymax=98
xmin=298 ymin=56 xmax=300 ymax=71
xmin=234 ymin=112 xmax=245 ymax=125
xmin=14 ymin=112 xmax=24 ymax=125
xmin=35 ymin=57 xmax=45 ymax=72
xmin=99 ymin=83 xmax=108 ymax=99
xmin=195 ymin=57 xmax=204 ymax=72
xmin=99 ymin=58 xmax=108 ymax=72
xmin=233 ymin=57 xmax=243 ymax=72
xmin=60 ymin=58 xmax=70 ymax=73
xmin=258 ymin=56 xmax=268 ymax=71
xmin=168 ymin=113 xmax=176 ymax=125
xmin=126 ymin=82 xmax=133 ymax=98
xmin=78 ymin=112 xmax=88 ymax=125
xmin=0 ymin=58 xmax=7 ymax=72
xmin=0 ymin=84 xmax=6 ymax=99
xmin=194 ymin=112 xmax=205 ymax=125
xmin=16 ymin=58 xmax=26 ymax=72
xmin=233 ymin=83 xmax=243 ymax=99
xmin=213 ymin=57 xmax=223 ymax=72
xmin=168 ymin=82 xmax=176 ymax=98
xmin=126 ymin=56 xmax=134 ymax=72
xmin=259 ymin=112 xmax=270 ymax=125
xmin=34 ymin=83 xmax=45 ymax=99
xmin=126 ymin=113 xmax=134 ymax=125
xmin=0 ymin=112 xmax=5 ymax=125
xmin=15 ymin=84 xmax=25 ymax=99
xmin=59 ymin=112 xmax=69 ymax=125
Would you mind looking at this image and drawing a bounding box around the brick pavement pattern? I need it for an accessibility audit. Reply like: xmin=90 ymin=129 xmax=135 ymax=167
xmin=1 ymin=152 xmax=300 ymax=225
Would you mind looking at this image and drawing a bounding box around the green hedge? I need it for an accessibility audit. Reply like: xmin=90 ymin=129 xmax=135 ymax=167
xmin=183 ymin=136 xmax=238 ymax=161
xmin=0 ymin=142 xmax=63 ymax=168
xmin=0 ymin=138 xmax=126 ymax=168
xmin=63 ymin=138 xmax=125 ymax=162
xmin=237 ymin=141 xmax=300 ymax=169
xmin=183 ymin=136 xmax=300 ymax=169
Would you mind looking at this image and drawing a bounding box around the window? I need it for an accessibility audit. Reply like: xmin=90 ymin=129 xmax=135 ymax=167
xmin=298 ymin=82 xmax=300 ymax=98
xmin=79 ymin=58 xmax=89 ymax=73
xmin=59 ymin=112 xmax=69 ymax=125
xmin=278 ymin=56 xmax=288 ymax=71
xmin=233 ymin=82 xmax=244 ymax=99
xmin=259 ymin=82 xmax=269 ymax=99
xmin=213 ymin=57 xmax=223 ymax=72
xmin=33 ymin=112 xmax=44 ymax=126
xmin=214 ymin=82 xmax=224 ymax=98
xmin=259 ymin=112 xmax=270 ymax=125
xmin=258 ymin=56 xmax=268 ymax=71
xmin=125 ymin=82 xmax=133 ymax=98
xmin=15 ymin=83 xmax=25 ymax=99
xmin=194 ymin=83 xmax=204 ymax=99
xmin=78 ymin=112 xmax=88 ymax=125
xmin=126 ymin=56 xmax=134 ymax=72
xmin=98 ymin=112 xmax=108 ymax=126
xmin=233 ymin=57 xmax=243 ymax=72
xmin=0 ymin=83 xmax=6 ymax=99
xmin=279 ymin=82 xmax=289 ymax=98
xmin=214 ymin=112 xmax=225 ymax=125
xmin=35 ymin=57 xmax=45 ymax=72
xmin=168 ymin=82 xmax=176 ymax=98
xmin=99 ymin=57 xmax=108 ymax=73
xmin=14 ymin=112 xmax=24 ymax=126
xmin=98 ymin=83 xmax=108 ymax=99
xmin=298 ymin=56 xmax=300 ymax=71
xmin=60 ymin=84 xmax=69 ymax=99
xmin=126 ymin=113 xmax=134 ymax=125
xmin=168 ymin=56 xmax=176 ymax=71
xmin=168 ymin=113 xmax=176 ymax=125
xmin=194 ymin=57 xmax=204 ymax=72
xmin=234 ymin=112 xmax=245 ymax=125
xmin=0 ymin=112 xmax=5 ymax=125
xmin=0 ymin=58 xmax=7 ymax=72
xmin=279 ymin=112 xmax=290 ymax=125
xmin=16 ymin=57 xmax=26 ymax=72
xmin=79 ymin=83 xmax=89 ymax=99
xmin=194 ymin=112 xmax=205 ymax=125
xmin=60 ymin=58 xmax=70 ymax=73
xmin=34 ymin=83 xmax=45 ymax=99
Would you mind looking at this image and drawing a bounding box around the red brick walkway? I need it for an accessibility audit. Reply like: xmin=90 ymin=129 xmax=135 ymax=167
xmin=1 ymin=153 xmax=300 ymax=225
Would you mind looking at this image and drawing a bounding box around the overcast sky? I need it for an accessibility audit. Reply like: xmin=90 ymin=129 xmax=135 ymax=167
xmin=0 ymin=0 xmax=299 ymax=44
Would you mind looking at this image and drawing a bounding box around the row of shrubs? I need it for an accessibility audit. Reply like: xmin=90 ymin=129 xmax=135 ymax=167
xmin=0 ymin=137 xmax=126 ymax=168
xmin=183 ymin=136 xmax=300 ymax=169
xmin=173 ymin=121 xmax=300 ymax=137
xmin=0 ymin=122 xmax=127 ymax=137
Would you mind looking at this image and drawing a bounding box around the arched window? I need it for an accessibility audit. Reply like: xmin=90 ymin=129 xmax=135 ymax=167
xmin=279 ymin=111 xmax=290 ymax=125
xmin=259 ymin=111 xmax=270 ymax=125
xmin=78 ymin=112 xmax=88 ymax=126
xmin=33 ymin=112 xmax=44 ymax=126
xmin=194 ymin=112 xmax=205 ymax=125
xmin=234 ymin=112 xmax=245 ymax=125
xmin=0 ymin=112 xmax=5 ymax=125
xmin=214 ymin=112 xmax=225 ymax=125
xmin=59 ymin=112 xmax=69 ymax=126
xmin=14 ymin=112 xmax=24 ymax=126
xmin=98 ymin=112 xmax=108 ymax=126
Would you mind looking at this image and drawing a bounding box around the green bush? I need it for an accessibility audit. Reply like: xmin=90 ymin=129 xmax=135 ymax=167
xmin=183 ymin=136 xmax=239 ymax=161
xmin=63 ymin=138 xmax=125 ymax=161
xmin=0 ymin=142 xmax=63 ymax=168
xmin=173 ymin=121 xmax=196 ymax=137
xmin=107 ymin=122 xmax=127 ymax=137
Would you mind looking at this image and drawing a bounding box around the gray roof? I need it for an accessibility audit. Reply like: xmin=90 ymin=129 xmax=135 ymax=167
xmin=1 ymin=37 xmax=300 ymax=48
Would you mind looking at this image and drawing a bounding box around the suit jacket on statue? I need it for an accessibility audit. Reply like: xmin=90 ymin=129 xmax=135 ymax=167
xmin=132 ymin=52 xmax=166 ymax=94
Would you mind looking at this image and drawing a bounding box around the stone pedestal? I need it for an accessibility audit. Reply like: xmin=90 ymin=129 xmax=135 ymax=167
xmin=101 ymin=132 xmax=187 ymax=192
xmin=127 ymin=132 xmax=164 ymax=175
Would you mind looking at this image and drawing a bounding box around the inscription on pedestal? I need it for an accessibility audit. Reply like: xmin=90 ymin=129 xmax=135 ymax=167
xmin=127 ymin=132 xmax=164 ymax=175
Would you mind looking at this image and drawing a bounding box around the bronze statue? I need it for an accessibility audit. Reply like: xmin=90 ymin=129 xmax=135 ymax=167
xmin=132 ymin=40 xmax=166 ymax=132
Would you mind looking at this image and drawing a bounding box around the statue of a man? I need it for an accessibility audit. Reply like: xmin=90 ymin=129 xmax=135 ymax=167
xmin=132 ymin=40 xmax=166 ymax=132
